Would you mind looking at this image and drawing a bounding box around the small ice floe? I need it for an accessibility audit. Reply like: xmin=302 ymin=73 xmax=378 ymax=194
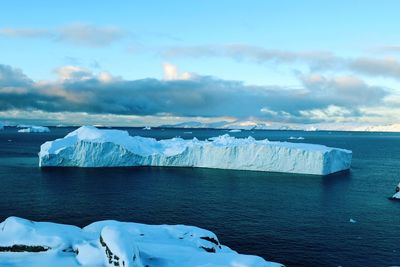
xmin=390 ymin=183 xmax=400 ymax=200
xmin=142 ymin=126 xmax=151 ymax=130
xmin=288 ymin=136 xmax=305 ymax=140
xmin=228 ymin=129 xmax=241 ymax=133
xmin=349 ymin=218 xmax=357 ymax=223
xmin=184 ymin=131 xmax=192 ymax=134
xmin=7 ymin=140 xmax=12 ymax=142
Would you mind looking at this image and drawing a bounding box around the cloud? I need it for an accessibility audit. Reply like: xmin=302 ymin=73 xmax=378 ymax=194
xmin=349 ymin=57 xmax=400 ymax=78
xmin=0 ymin=28 xmax=51 ymax=38
xmin=161 ymin=44 xmax=400 ymax=80
xmin=0 ymin=63 xmax=390 ymax=124
xmin=0 ymin=24 xmax=125 ymax=47
xmin=161 ymin=44 xmax=335 ymax=66
xmin=57 ymin=23 xmax=124 ymax=47
xmin=163 ymin=63 xmax=193 ymax=80
xmin=375 ymin=45 xmax=400 ymax=53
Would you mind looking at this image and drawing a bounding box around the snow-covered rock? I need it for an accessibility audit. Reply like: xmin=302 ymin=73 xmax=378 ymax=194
xmin=392 ymin=192 xmax=400 ymax=199
xmin=0 ymin=216 xmax=282 ymax=267
xmin=18 ymin=126 xmax=50 ymax=133
xmin=39 ymin=126 xmax=352 ymax=175
xmin=391 ymin=183 xmax=400 ymax=200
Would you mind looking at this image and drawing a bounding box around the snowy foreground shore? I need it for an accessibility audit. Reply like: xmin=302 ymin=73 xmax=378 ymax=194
xmin=39 ymin=126 xmax=352 ymax=175
xmin=0 ymin=217 xmax=282 ymax=267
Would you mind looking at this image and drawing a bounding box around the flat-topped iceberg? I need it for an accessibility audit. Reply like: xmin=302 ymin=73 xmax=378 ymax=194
xmin=18 ymin=125 xmax=50 ymax=133
xmin=0 ymin=216 xmax=282 ymax=267
xmin=39 ymin=126 xmax=352 ymax=175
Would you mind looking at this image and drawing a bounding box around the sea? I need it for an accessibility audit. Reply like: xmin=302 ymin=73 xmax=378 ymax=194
xmin=0 ymin=126 xmax=399 ymax=267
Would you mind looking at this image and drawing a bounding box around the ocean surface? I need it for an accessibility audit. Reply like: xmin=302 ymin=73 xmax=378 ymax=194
xmin=0 ymin=126 xmax=399 ymax=266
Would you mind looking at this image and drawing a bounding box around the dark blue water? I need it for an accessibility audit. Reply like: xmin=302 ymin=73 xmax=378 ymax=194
xmin=1 ymin=127 xmax=399 ymax=266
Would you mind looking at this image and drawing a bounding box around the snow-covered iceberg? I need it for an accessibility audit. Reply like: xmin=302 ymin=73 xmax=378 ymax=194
xmin=0 ymin=216 xmax=282 ymax=267
xmin=18 ymin=126 xmax=50 ymax=133
xmin=39 ymin=126 xmax=352 ymax=175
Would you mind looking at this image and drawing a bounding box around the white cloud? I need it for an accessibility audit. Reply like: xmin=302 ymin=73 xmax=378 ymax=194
xmin=163 ymin=63 xmax=193 ymax=80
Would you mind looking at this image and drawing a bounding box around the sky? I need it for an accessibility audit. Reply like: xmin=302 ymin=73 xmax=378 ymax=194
xmin=1 ymin=0 xmax=400 ymax=128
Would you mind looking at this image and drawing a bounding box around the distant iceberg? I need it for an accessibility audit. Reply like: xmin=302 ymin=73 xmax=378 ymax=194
xmin=18 ymin=126 xmax=50 ymax=133
xmin=142 ymin=126 xmax=151 ymax=130
xmin=305 ymin=126 xmax=318 ymax=132
xmin=39 ymin=126 xmax=352 ymax=175
xmin=228 ymin=129 xmax=242 ymax=133
xmin=0 ymin=216 xmax=282 ymax=267
xmin=288 ymin=136 xmax=305 ymax=140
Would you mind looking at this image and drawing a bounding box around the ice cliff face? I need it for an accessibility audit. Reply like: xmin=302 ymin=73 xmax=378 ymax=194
xmin=39 ymin=126 xmax=352 ymax=175
xmin=0 ymin=217 xmax=282 ymax=267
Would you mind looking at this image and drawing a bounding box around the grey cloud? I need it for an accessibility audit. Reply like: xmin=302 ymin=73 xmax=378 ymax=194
xmin=0 ymin=24 xmax=125 ymax=47
xmin=0 ymin=28 xmax=52 ymax=38
xmin=0 ymin=64 xmax=390 ymax=124
xmin=57 ymin=24 xmax=124 ymax=47
xmin=162 ymin=44 xmax=335 ymax=66
xmin=376 ymin=45 xmax=400 ymax=53
xmin=0 ymin=65 xmax=33 ymax=87
xmin=350 ymin=57 xmax=400 ymax=78
xmin=161 ymin=44 xmax=400 ymax=80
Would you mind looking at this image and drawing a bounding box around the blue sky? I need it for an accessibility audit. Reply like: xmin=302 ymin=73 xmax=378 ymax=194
xmin=1 ymin=1 xmax=400 ymax=128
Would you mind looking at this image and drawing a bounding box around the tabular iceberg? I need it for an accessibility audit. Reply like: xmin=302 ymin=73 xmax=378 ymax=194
xmin=39 ymin=126 xmax=352 ymax=175
xmin=0 ymin=216 xmax=282 ymax=267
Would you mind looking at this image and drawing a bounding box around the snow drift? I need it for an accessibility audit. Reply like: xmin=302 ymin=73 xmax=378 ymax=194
xmin=39 ymin=126 xmax=352 ymax=175
xmin=0 ymin=216 xmax=282 ymax=267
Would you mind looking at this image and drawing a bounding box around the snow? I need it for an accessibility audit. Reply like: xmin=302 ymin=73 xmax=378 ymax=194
xmin=18 ymin=126 xmax=50 ymax=133
xmin=39 ymin=126 xmax=352 ymax=175
xmin=0 ymin=217 xmax=282 ymax=267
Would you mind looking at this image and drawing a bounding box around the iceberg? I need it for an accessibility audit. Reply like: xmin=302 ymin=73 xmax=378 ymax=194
xmin=288 ymin=136 xmax=305 ymax=140
xmin=18 ymin=126 xmax=50 ymax=133
xmin=39 ymin=126 xmax=352 ymax=175
xmin=0 ymin=216 xmax=282 ymax=267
